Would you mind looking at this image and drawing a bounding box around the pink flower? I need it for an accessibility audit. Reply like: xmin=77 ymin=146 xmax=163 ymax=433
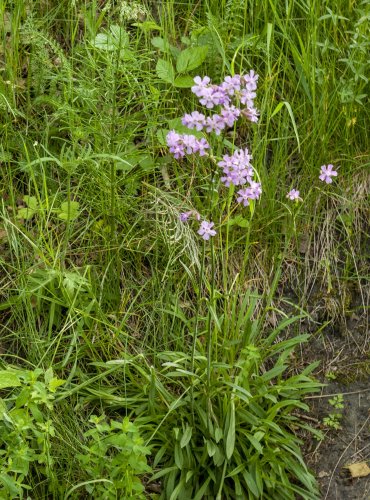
xmin=182 ymin=111 xmax=206 ymax=131
xmin=236 ymin=188 xmax=251 ymax=207
xmin=319 ymin=164 xmax=338 ymax=184
xmin=286 ymin=189 xmax=301 ymax=201
xmin=197 ymin=221 xmax=216 ymax=240
xmin=179 ymin=211 xmax=192 ymax=222
xmin=180 ymin=210 xmax=201 ymax=222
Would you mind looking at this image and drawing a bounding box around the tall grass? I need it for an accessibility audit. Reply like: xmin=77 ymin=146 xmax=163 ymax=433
xmin=0 ymin=0 xmax=368 ymax=498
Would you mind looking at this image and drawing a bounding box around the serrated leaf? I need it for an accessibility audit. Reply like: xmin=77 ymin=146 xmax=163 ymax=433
xmin=156 ymin=59 xmax=175 ymax=84
xmin=174 ymin=75 xmax=194 ymax=88
xmin=0 ymin=371 xmax=21 ymax=389
xmin=176 ymin=46 xmax=208 ymax=73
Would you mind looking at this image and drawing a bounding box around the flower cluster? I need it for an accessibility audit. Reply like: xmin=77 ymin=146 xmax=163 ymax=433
xmin=166 ymin=131 xmax=210 ymax=159
xmin=218 ymin=147 xmax=254 ymax=187
xmin=182 ymin=72 xmax=259 ymax=136
xmin=166 ymin=69 xmax=340 ymax=241
xmin=191 ymin=72 xmax=259 ymax=122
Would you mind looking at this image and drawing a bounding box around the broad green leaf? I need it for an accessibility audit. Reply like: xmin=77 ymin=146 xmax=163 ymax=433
xmin=0 ymin=371 xmax=21 ymax=389
xmin=58 ymin=201 xmax=80 ymax=221
xmin=48 ymin=377 xmax=65 ymax=393
xmin=93 ymin=26 xmax=128 ymax=51
xmin=17 ymin=196 xmax=39 ymax=220
xmin=16 ymin=207 xmax=36 ymax=220
xmin=23 ymin=195 xmax=38 ymax=210
xmin=176 ymin=46 xmax=208 ymax=73
xmin=206 ymin=439 xmax=217 ymax=457
xmin=109 ymin=25 xmax=129 ymax=47
xmin=93 ymin=33 xmax=112 ymax=50
xmin=151 ymin=36 xmax=170 ymax=53
xmin=174 ymin=75 xmax=194 ymax=88
xmin=168 ymin=117 xmax=203 ymax=138
xmin=180 ymin=425 xmax=192 ymax=448
xmin=215 ymin=427 xmax=223 ymax=443
xmin=156 ymin=59 xmax=175 ymax=84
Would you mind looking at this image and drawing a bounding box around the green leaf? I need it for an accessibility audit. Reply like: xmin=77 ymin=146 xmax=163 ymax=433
xmin=16 ymin=196 xmax=39 ymax=220
xmin=156 ymin=59 xmax=175 ymax=84
xmin=193 ymin=477 xmax=211 ymax=500
xmin=48 ymin=377 xmax=65 ymax=393
xmin=206 ymin=439 xmax=217 ymax=457
xmin=174 ymin=75 xmax=194 ymax=88
xmin=215 ymin=427 xmax=223 ymax=443
xmin=58 ymin=201 xmax=80 ymax=221
xmin=93 ymin=33 xmax=112 ymax=50
xmin=225 ymin=401 xmax=235 ymax=460
xmin=133 ymin=21 xmax=162 ymax=32
xmin=227 ymin=214 xmax=249 ymax=228
xmin=23 ymin=195 xmax=38 ymax=210
xmin=242 ymin=470 xmax=259 ymax=497
xmin=174 ymin=442 xmax=184 ymax=469
xmin=0 ymin=371 xmax=21 ymax=389
xmin=168 ymin=117 xmax=203 ymax=138
xmin=93 ymin=26 xmax=129 ymax=51
xmin=176 ymin=46 xmax=208 ymax=73
xmin=180 ymin=425 xmax=192 ymax=448
xmin=151 ymin=36 xmax=170 ymax=53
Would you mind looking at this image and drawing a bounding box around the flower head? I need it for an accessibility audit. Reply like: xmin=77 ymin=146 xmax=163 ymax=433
xmin=319 ymin=164 xmax=338 ymax=184
xmin=166 ymin=131 xmax=210 ymax=158
xmin=286 ymin=189 xmax=301 ymax=201
xmin=197 ymin=220 xmax=216 ymax=240
xmin=218 ymin=148 xmax=254 ymax=187
xmin=182 ymin=111 xmax=206 ymax=131
xmin=205 ymin=115 xmax=226 ymax=135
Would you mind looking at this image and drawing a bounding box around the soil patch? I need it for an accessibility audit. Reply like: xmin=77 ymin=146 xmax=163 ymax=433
xmin=305 ymin=380 xmax=370 ymax=500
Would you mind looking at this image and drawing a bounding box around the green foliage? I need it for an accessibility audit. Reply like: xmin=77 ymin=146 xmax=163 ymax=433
xmin=323 ymin=394 xmax=344 ymax=430
xmin=73 ymin=415 xmax=151 ymax=499
xmin=155 ymin=35 xmax=209 ymax=87
xmin=0 ymin=366 xmax=65 ymax=498
xmin=0 ymin=0 xmax=368 ymax=498
xmin=142 ymin=313 xmax=322 ymax=499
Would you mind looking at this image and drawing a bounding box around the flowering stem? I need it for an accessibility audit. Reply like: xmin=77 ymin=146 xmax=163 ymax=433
xmin=190 ymin=242 xmax=206 ymax=422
